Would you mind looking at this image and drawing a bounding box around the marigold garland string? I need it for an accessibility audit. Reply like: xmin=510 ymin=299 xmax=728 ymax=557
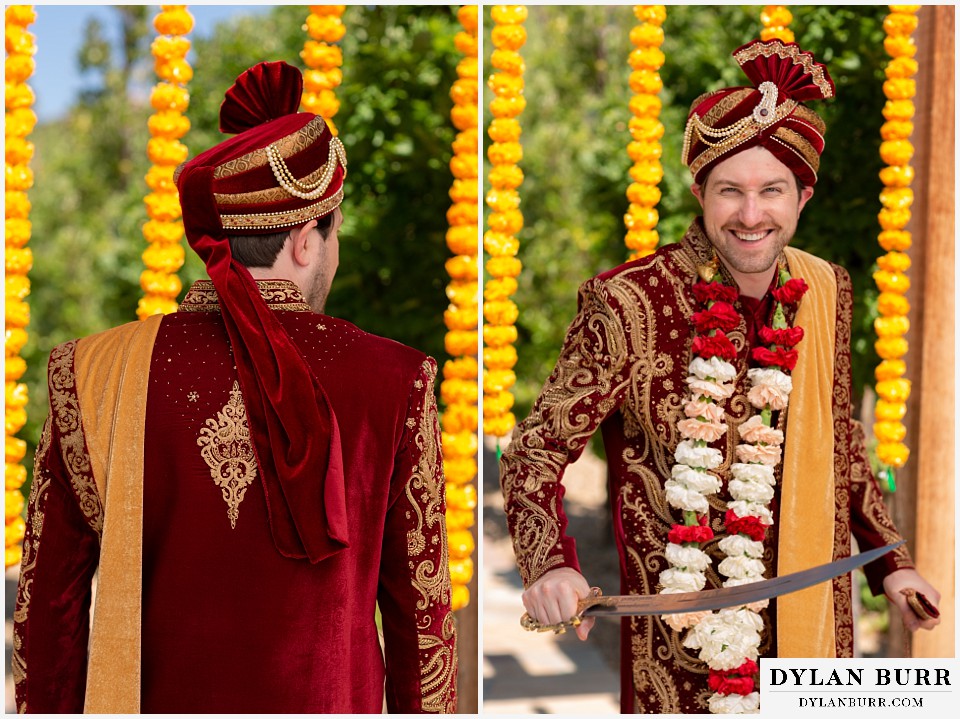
xmin=483 ymin=5 xmax=526 ymax=441
xmin=872 ymin=5 xmax=919 ymax=474
xmin=442 ymin=4 xmax=480 ymax=613
xmin=760 ymin=5 xmax=795 ymax=44
xmin=624 ymin=5 xmax=666 ymax=261
xmin=301 ymin=5 xmax=345 ymax=134
xmin=4 ymin=4 xmax=36 ymax=569
xmin=138 ymin=5 xmax=193 ymax=320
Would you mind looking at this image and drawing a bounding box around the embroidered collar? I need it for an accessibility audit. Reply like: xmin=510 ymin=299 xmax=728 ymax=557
xmin=179 ymin=279 xmax=312 ymax=313
xmin=680 ymin=218 xmax=789 ymax=295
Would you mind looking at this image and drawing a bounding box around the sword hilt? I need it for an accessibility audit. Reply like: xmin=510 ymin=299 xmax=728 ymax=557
xmin=520 ymin=587 xmax=602 ymax=634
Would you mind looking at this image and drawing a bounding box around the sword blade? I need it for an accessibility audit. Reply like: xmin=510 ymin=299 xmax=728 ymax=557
xmin=581 ymin=541 xmax=904 ymax=617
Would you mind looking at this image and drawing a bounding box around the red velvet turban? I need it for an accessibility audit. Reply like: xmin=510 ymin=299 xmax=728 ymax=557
xmin=174 ymin=61 xmax=349 ymax=563
xmin=683 ymin=39 xmax=835 ymax=187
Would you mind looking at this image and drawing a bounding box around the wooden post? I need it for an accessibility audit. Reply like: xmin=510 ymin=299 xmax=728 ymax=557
xmin=456 ymin=522 xmax=479 ymax=711
xmin=897 ymin=4 xmax=955 ymax=658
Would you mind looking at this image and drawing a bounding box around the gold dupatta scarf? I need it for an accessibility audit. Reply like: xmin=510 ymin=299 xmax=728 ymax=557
xmin=777 ymin=247 xmax=837 ymax=657
xmin=74 ymin=314 xmax=162 ymax=712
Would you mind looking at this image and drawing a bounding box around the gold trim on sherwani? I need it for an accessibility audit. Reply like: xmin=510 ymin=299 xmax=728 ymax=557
xmin=75 ymin=314 xmax=163 ymax=713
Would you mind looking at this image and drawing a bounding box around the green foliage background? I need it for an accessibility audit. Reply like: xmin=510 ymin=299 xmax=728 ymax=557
xmin=21 ymin=5 xmax=462 ymax=473
xmin=483 ymin=5 xmax=889 ymax=419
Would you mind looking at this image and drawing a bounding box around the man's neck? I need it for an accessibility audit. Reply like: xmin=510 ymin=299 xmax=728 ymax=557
xmin=724 ymin=264 xmax=777 ymax=300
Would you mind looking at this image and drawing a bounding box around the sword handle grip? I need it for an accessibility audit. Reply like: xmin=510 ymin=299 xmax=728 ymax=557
xmin=520 ymin=587 xmax=602 ymax=634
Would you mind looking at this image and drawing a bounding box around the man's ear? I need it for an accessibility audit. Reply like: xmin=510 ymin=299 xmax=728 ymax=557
xmin=690 ymin=182 xmax=704 ymax=207
xmin=289 ymin=220 xmax=317 ymax=268
xmin=798 ymin=185 xmax=815 ymax=213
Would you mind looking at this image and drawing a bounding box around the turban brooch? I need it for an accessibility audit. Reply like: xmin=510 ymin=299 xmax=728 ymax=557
xmin=174 ymin=61 xmax=350 ymax=564
xmin=683 ymin=39 xmax=835 ymax=187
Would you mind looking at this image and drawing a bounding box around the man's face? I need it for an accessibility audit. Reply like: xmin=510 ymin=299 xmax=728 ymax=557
xmin=305 ymin=207 xmax=342 ymax=314
xmin=691 ymin=146 xmax=814 ymax=294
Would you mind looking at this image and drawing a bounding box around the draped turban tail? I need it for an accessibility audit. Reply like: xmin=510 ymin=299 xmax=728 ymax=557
xmin=175 ymin=61 xmax=350 ymax=563
xmin=683 ymin=39 xmax=836 ymax=187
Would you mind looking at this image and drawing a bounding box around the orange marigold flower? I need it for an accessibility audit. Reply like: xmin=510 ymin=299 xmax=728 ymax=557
xmin=879 ymin=187 xmax=913 ymax=210
xmin=485 ymin=189 xmax=520 ymax=214
xmin=445 ymin=330 xmax=479 ymax=358
xmin=634 ymin=5 xmax=667 ymax=25
xmin=304 ymin=68 xmax=343 ymax=93
xmin=878 ymin=229 xmax=912 ymax=252
xmin=446 ymin=255 xmax=479 ymax=281
xmin=629 ymin=24 xmax=665 ymax=47
xmin=883 ymin=78 xmax=916 ymax=101
xmin=628 ymin=46 xmax=666 ymax=72
xmin=490 ymin=49 xmax=524 ymax=74
xmin=873 ymin=269 xmax=911 ymax=294
xmin=491 ymin=5 xmax=528 ymax=24
xmin=448 ymin=530 xmax=475 ymax=560
xmin=5 ymin=218 xmax=31 ymax=247
xmin=450 ymin=78 xmax=478 ymax=105
xmin=443 ymin=356 xmax=479 ymax=380
xmin=483 ymin=413 xmax=516 ymax=438
xmin=441 ymin=404 xmax=478 ymax=435
xmin=148 ymin=111 xmax=190 ymax=140
xmin=5 ymin=54 xmax=35 ymax=84
xmin=486 ymin=256 xmax=522 ymax=279
xmin=446 ymin=280 xmax=479 ymax=307
xmin=627 ymin=141 xmax=662 ymax=163
xmin=449 ymin=557 xmax=474 ymax=584
xmin=483 ymin=277 xmax=518 ymax=302
xmin=883 ymin=35 xmax=917 ymax=59
xmin=483 ymin=231 xmax=520 ymax=257
xmin=452 ymin=130 xmax=478 ymax=158
xmin=487 ymin=141 xmax=523 ymax=166
xmin=483 ymin=299 xmax=519 ymax=326
xmin=457 ymin=4 xmax=479 ymax=32
xmin=874 ymin=315 xmax=910 ymax=338
xmin=444 ymin=305 xmax=479 ymax=332
xmin=876 ymin=442 xmax=909 ymax=468
xmin=489 ymin=94 xmax=527 ymax=118
xmin=875 ymin=336 xmax=909 ymax=360
xmin=882 ymin=99 xmax=915 ymax=121
xmin=625 ymin=230 xmax=659 ymax=252
xmin=876 ymin=250 xmax=911 ymax=273
xmin=454 ymin=31 xmax=479 ymax=57
xmin=5 ymin=190 xmax=31 ymax=219
xmin=876 ymin=378 xmax=911 ymax=403
xmin=629 ymin=161 xmax=664 ymax=185
xmin=5 ymin=298 xmax=30 ymax=328
xmin=155 ymin=7 xmax=194 ymax=35
xmin=483 ymin=369 xmax=517 ymax=394
xmin=484 ymin=323 xmax=518 ymax=347
xmin=488 ymin=72 xmax=524 ymax=98
xmin=874 ymin=421 xmax=906 ymax=444
xmin=875 ymin=398 xmax=907 ymax=421
xmin=877 ymin=292 xmax=910 ymax=317
xmin=878 ymin=164 xmax=914 ymax=188
xmin=488 ymin=164 xmax=524 ymax=189
xmin=5 ymin=82 xmax=35 ymax=110
xmin=5 ymin=356 xmax=26 ymax=382
xmin=144 ymin=191 xmax=183 ymax=222
xmin=137 ymin=295 xmax=178 ymax=319
xmin=446 ymin=227 xmax=477 ymax=257
xmin=5 ymin=247 xmax=32 ymax=275
xmin=629 ymin=116 xmax=665 ymax=142
xmin=483 ymin=389 xmax=515 ymax=417
xmin=885 ymin=56 xmax=918 ymax=80
xmin=5 ymin=164 xmax=33 ymax=192
xmin=5 ymin=6 xmax=37 ymax=25
xmin=627 ymin=183 xmax=661 ymax=206
xmin=300 ymin=41 xmax=343 ymax=69
xmin=487 ymin=117 xmax=522 ymax=143
xmin=624 ymin=206 xmax=659 ymax=231
xmin=491 ymin=24 xmax=527 ymax=51
xmin=487 ymin=209 xmax=523 ymax=235
xmin=484 ymin=345 xmax=518 ymax=371
xmin=761 ymin=5 xmax=793 ymax=27
xmin=151 ymin=35 xmax=190 ymax=62
xmin=140 ymin=269 xmax=182 ymax=298
xmin=151 ymin=82 xmax=190 ymax=112
xmin=880 ymin=120 xmax=914 ymax=141
xmin=629 ymin=70 xmax=663 ymax=95
xmin=305 ymin=13 xmax=346 ymax=43
xmin=877 ymin=207 xmax=911 ymax=232
xmin=142 ymin=242 xmax=185 ymax=274
xmin=883 ymin=12 xmax=919 ymax=37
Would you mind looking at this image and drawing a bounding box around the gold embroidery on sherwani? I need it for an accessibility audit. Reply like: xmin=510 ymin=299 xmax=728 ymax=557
xmin=404 ymin=359 xmax=456 ymax=712
xmin=198 ymin=381 xmax=258 ymax=529
xmin=48 ymin=341 xmax=103 ymax=535
xmin=179 ymin=279 xmax=312 ymax=313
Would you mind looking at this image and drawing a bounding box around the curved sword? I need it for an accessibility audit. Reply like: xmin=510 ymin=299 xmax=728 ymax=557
xmin=521 ymin=541 xmax=905 ymax=632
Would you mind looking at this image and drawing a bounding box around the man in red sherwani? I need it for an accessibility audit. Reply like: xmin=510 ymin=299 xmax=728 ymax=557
xmin=500 ymin=40 xmax=939 ymax=713
xmin=13 ymin=61 xmax=457 ymax=713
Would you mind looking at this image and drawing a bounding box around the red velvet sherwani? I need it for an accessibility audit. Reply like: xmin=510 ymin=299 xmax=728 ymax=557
xmin=500 ymin=220 xmax=913 ymax=713
xmin=13 ymin=280 xmax=457 ymax=713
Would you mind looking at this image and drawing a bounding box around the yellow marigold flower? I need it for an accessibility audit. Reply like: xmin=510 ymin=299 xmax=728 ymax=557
xmin=445 ymin=507 xmax=475 ymax=532
xmin=155 ymin=7 xmax=194 ymax=36
xmin=6 ymin=356 xmax=26 ymax=382
xmin=304 ymin=68 xmax=343 ymax=93
xmin=875 ymin=336 xmax=908 ymax=360
xmin=5 ymin=382 xmax=27 ymax=410
xmin=5 ymin=274 xmax=30 ymax=300
xmin=876 ymin=378 xmax=911 ymax=403
xmin=627 ymin=141 xmax=662 ymax=163
xmin=491 ymin=49 xmax=524 ymax=74
xmin=875 ymin=399 xmax=907 ymax=422
xmin=760 ymin=27 xmax=795 ymax=44
xmin=137 ymin=295 xmax=178 ymax=319
xmin=5 ymin=5 xmax=37 ymax=25
xmin=447 ymin=481 xmax=478 ymax=512
xmin=5 ymin=81 xmax=35 ymax=110
xmin=6 ymin=516 xmax=26 ymax=548
xmin=486 ymin=256 xmax=522 ymax=279
xmin=485 ymin=189 xmax=521 ymax=214
xmin=5 ymin=54 xmax=34 ymax=84
xmin=877 ymin=229 xmax=912 ymax=252
xmin=882 ymin=99 xmax=915 ymax=122
xmin=5 ymin=247 xmax=33 ymax=275
xmin=879 ymin=164 xmax=914 ymax=188
xmin=5 ymin=191 xmax=31 ymax=219
xmin=483 ymin=390 xmax=515 ymax=417
xmin=6 ymin=463 xmax=27 ymax=490
xmin=629 ymin=47 xmax=666 ymax=72
xmin=448 ymin=530 xmax=475 ymax=561
xmin=145 ymin=165 xmax=177 ymax=193
xmin=629 ymin=161 xmax=664 ymax=185
xmin=144 ymin=191 xmax=182 ymax=222
xmin=449 ymin=557 xmax=474 ymax=584
xmin=150 ymin=82 xmax=189 ymax=112
xmin=450 ymin=77 xmax=478 ymax=105
xmin=634 ymin=5 xmax=667 ymax=25
xmin=309 ymin=5 xmax=346 ymax=16
xmin=147 ymin=138 xmax=188 ymax=166
xmin=446 ymin=227 xmax=476 ymax=257
xmin=879 ymin=188 xmax=913 ymax=210
xmin=876 ymin=251 xmax=911 ymax=274
xmin=487 ymin=117 xmax=522 ymax=143
xmin=5 ymin=407 xmax=27 ymax=438
xmin=6 ymin=328 xmax=28 ymax=356
xmin=444 ymin=255 xmax=477 ymax=280
xmin=629 ymin=116 xmax=665 ymax=142
xmin=484 ymin=369 xmax=517 ymax=394
xmin=487 ymin=142 xmax=523 ymax=166
xmin=483 ymin=231 xmax=519 ymax=257
xmin=483 ymin=300 xmax=519 ymax=326
xmin=143 ymin=219 xmax=184 ymax=244
xmin=140 ymin=269 xmax=182 ymax=298
xmin=452 ymin=130 xmax=479 ymax=160
xmin=491 ymin=24 xmax=527 ymax=51
xmin=876 ymin=442 xmax=909 ymax=468
xmin=877 ymin=207 xmax=910 ymax=232
xmin=445 ymin=330 xmax=479 ymax=358
xmin=5 ymin=489 xmax=25 ymax=521
xmin=885 ymin=56 xmax=918 ymax=80
xmin=446 ymin=201 xmax=478 ymax=227
xmin=484 ymin=323 xmax=518 ymax=347
xmin=441 ymin=404 xmax=478 ymax=434
xmin=307 ymin=90 xmax=341 ymax=119
xmin=629 ymin=70 xmax=663 ymax=95
xmin=5 ymin=107 xmax=36 ymax=138
xmin=488 ymin=72 xmax=524 ymax=98
xmin=4 ymin=218 xmax=30 ymax=248
xmin=458 ymin=56 xmax=479 ymax=80
xmin=483 ymin=277 xmax=518 ymax=302
xmin=484 ymin=345 xmax=518 ymax=371
xmin=624 ymin=206 xmax=659 ymax=231
xmin=443 ymin=431 xmax=479 ymax=458
xmin=451 ymin=104 xmax=478 ymax=132
xmin=873 ymin=269 xmax=910 ymax=294
xmin=5 ymin=546 xmax=23 ymax=570
xmin=483 ymin=412 xmax=516 ymax=438
xmin=443 ymin=356 xmax=478 ymax=380
xmin=627 ymin=183 xmax=661 ymax=207
xmin=454 ymin=31 xmax=478 ymax=57
xmin=148 ymin=111 xmax=190 ymax=140
xmin=629 ymin=24 xmax=665 ymax=47
xmin=883 ymin=78 xmax=916 ymax=102
xmin=488 ymin=164 xmax=524 ymax=189
xmin=625 ymin=230 xmax=659 ymax=252
xmin=883 ymin=12 xmax=919 ymax=36
xmin=491 ymin=5 xmax=528 ymax=24
xmin=488 ymin=209 xmax=523 ymax=235
xmin=883 ymin=35 xmax=917 ymax=59
xmin=4 ymin=164 xmax=33 ymax=192
xmin=5 ymin=26 xmax=35 ymax=56
xmin=301 ymin=41 xmax=343 ymax=69
xmin=446 ymin=280 xmax=479 ymax=307
xmin=444 ymin=305 xmax=479 ymax=332
xmin=761 ymin=5 xmax=793 ymax=26
xmin=450 ymin=153 xmax=479 ymax=180
xmin=151 ymin=35 xmax=190 ymax=62
xmin=142 ymin=242 xmax=185 ymax=274
xmin=489 ymin=94 xmax=527 ymax=118
xmin=874 ymin=315 xmax=910 ymax=338
xmin=875 ymin=359 xmax=906 ymax=382
xmin=877 ymin=291 xmax=910 ymax=317
xmin=457 ymin=3 xmax=479 ymax=31
xmin=6 ymin=436 xmax=27 ymax=465
xmin=880 ymin=120 xmax=914 ymax=141
xmin=889 ymin=4 xmax=920 ymax=11
xmin=879 ymin=139 xmax=914 ymax=166
xmin=305 ymin=13 xmax=346 ymax=43
xmin=441 ymin=378 xmax=480 ymax=406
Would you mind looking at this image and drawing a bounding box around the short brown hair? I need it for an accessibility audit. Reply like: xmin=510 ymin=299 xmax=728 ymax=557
xmin=228 ymin=211 xmax=337 ymax=268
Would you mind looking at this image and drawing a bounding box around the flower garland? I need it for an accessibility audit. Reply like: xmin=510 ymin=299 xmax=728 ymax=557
xmin=301 ymin=5 xmax=345 ymax=134
xmin=624 ymin=5 xmax=666 ymax=261
xmin=441 ymin=4 xmax=480 ymax=613
xmin=760 ymin=5 xmax=795 ymax=44
xmin=4 ymin=4 xmax=36 ymax=569
xmin=483 ymin=5 xmax=526 ymax=439
xmin=138 ymin=5 xmax=193 ymax=320
xmin=873 ymin=5 xmax=919 ymax=472
xmin=659 ymin=262 xmax=808 ymax=714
